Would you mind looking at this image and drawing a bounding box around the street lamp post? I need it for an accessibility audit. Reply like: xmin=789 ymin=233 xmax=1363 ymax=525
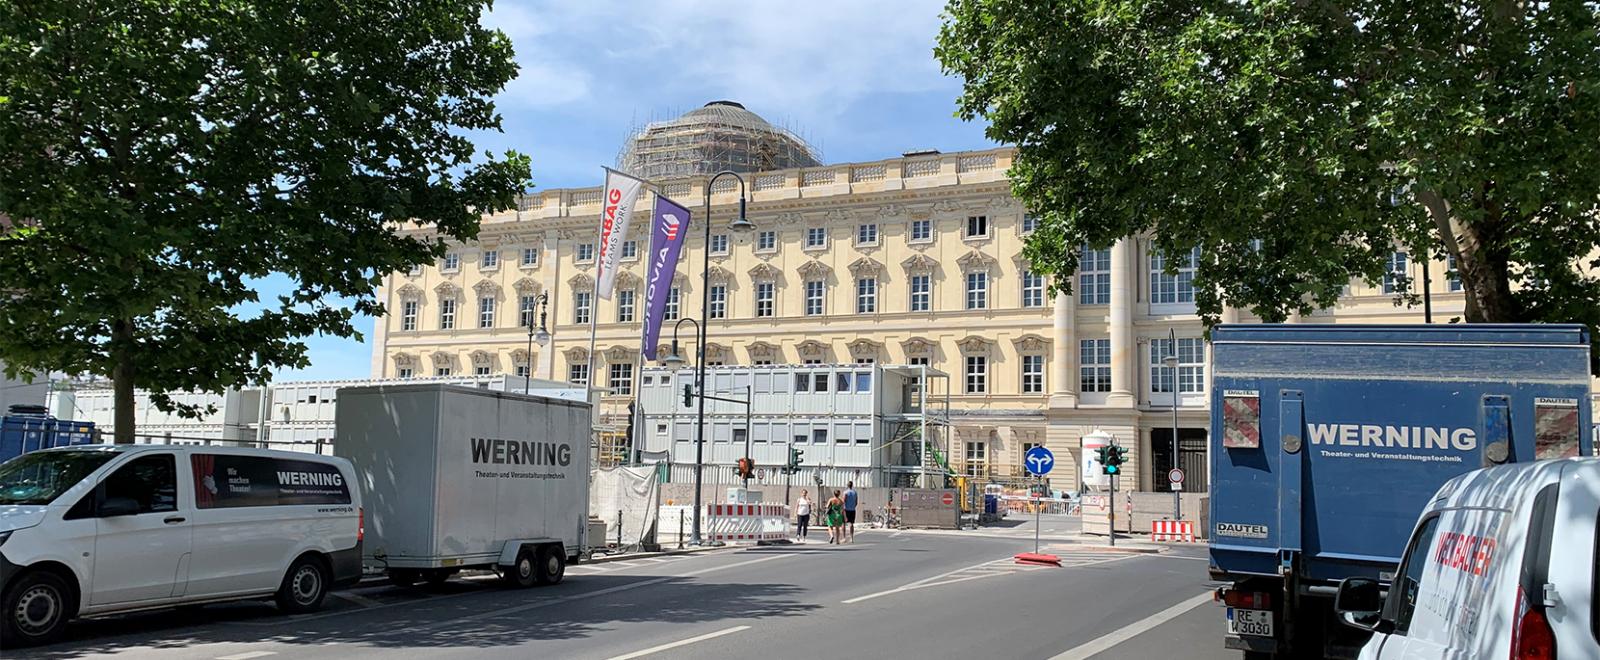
xmin=664 ymin=173 xmax=754 ymax=546
xmin=524 ymin=292 xmax=550 ymax=394
xmin=1162 ymin=327 xmax=1180 ymax=522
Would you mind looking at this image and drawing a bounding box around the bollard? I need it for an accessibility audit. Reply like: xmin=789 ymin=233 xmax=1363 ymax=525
xmin=678 ymin=511 xmax=685 ymax=550
xmin=616 ymin=509 xmax=623 ymax=548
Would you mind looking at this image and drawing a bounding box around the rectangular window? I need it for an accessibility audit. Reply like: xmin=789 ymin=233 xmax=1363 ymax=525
xmin=856 ymin=277 xmax=877 ymax=313
xmin=1446 ymin=255 xmax=1462 ymax=292
xmin=856 ymin=223 xmax=878 ymax=246
xmin=756 ymin=282 xmax=775 ymax=317
xmin=191 ymin=455 xmax=350 ymax=508
xmin=965 ymin=355 xmax=988 ymax=394
xmin=401 ymin=300 xmax=418 ymax=331
xmin=478 ymin=296 xmax=495 ymax=328
xmin=621 ymin=240 xmax=638 ymax=260
xmin=1022 ymin=354 xmax=1045 ymax=393
xmin=519 ymin=295 xmax=536 ymax=328
xmin=1151 ymin=337 xmax=1205 ymax=393
xmin=1021 ymin=214 xmax=1039 ymax=234
xmin=813 ymin=373 xmax=830 ymax=392
xmin=521 ymin=247 xmax=539 ymax=267
xmin=1079 ymin=338 xmax=1111 ymax=393
xmin=909 ymin=274 xmax=931 ymax=312
xmin=754 ymin=360 xmax=773 ymax=366
xmin=617 ymin=289 xmax=635 ymax=323
xmin=965 ymin=272 xmax=988 ymax=309
xmin=574 ymin=291 xmax=591 ymax=324
xmin=709 ymin=285 xmax=727 ymax=319
xmin=855 ymin=371 xmax=872 ymax=392
xmin=805 ymin=280 xmax=825 ymax=315
xmin=577 ymin=243 xmax=595 ymax=263
xmin=1079 ymin=246 xmax=1111 ymax=305
xmin=837 ymin=373 xmax=852 ymax=393
xmin=964 ymin=441 xmax=987 ymax=476
xmin=481 ymin=250 xmax=499 ymax=269
xmin=475 ymin=365 xmax=491 ymax=376
xmin=1022 ymin=270 xmax=1045 ymax=307
xmin=442 ymin=253 xmax=460 ymax=271
xmin=910 ymin=219 xmax=932 ymax=242
xmin=710 ymin=234 xmax=729 ymax=255
xmin=757 ymin=230 xmax=777 ymax=251
xmin=1383 ymin=251 xmax=1409 ymax=294
xmin=569 ymin=363 xmax=589 ymax=386
xmin=813 ymin=429 xmax=828 ymax=444
xmin=436 ymin=367 xmax=452 ymax=377
xmin=439 ymin=298 xmax=456 ymax=330
xmin=609 ymin=363 xmax=633 ymax=395
xmin=1150 ymin=246 xmax=1200 ymax=304
xmin=398 ymin=367 xmax=414 ymax=378
xmin=795 ymin=373 xmax=810 ymax=392
xmin=664 ymin=287 xmax=680 ymax=321
xmin=966 ymin=215 xmax=989 ymax=238
xmin=806 ymin=227 xmax=827 ymax=248
xmin=516 ymin=365 xmax=529 ymax=378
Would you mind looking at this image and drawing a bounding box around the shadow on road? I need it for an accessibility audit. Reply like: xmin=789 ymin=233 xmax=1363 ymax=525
xmin=11 ymin=575 xmax=819 ymax=657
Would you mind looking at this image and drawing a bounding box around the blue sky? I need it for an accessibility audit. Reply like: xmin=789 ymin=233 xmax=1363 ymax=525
xmin=275 ymin=0 xmax=997 ymax=382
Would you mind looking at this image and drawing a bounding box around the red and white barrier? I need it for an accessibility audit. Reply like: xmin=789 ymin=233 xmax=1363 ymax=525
xmin=1150 ymin=519 xmax=1195 ymax=543
xmin=705 ymin=503 xmax=791 ymax=543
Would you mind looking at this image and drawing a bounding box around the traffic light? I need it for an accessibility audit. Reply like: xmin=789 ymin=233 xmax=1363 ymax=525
xmin=1094 ymin=446 xmax=1110 ymax=466
xmin=683 ymin=384 xmax=693 ymax=408
xmin=790 ymin=447 xmax=805 ymax=469
xmin=1102 ymin=445 xmax=1126 ymax=475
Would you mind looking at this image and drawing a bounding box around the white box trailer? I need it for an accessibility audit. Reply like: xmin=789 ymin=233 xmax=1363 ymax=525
xmin=334 ymin=383 xmax=590 ymax=588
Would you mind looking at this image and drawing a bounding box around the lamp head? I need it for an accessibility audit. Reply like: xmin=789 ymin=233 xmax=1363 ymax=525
xmin=1162 ymin=355 xmax=1179 ymax=368
xmin=728 ymin=196 xmax=755 ymax=233
xmin=534 ymin=328 xmax=551 ymax=346
xmin=662 ymin=340 xmax=687 ymax=369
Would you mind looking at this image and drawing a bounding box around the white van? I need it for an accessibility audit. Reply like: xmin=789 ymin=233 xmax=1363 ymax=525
xmin=1334 ymin=457 xmax=1599 ymax=659
xmin=0 ymin=445 xmax=363 ymax=647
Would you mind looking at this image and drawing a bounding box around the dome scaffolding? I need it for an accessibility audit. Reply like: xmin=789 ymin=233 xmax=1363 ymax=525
xmin=617 ymin=101 xmax=822 ymax=181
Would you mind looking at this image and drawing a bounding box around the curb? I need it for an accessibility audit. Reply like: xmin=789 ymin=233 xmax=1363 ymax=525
xmin=583 ymin=545 xmax=730 ymax=564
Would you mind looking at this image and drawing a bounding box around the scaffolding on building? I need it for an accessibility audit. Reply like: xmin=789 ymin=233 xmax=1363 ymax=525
xmin=617 ymin=101 xmax=822 ymax=181
xmin=879 ymin=364 xmax=955 ymax=490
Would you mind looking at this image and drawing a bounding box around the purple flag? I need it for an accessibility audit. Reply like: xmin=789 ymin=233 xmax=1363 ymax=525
xmin=641 ymin=195 xmax=691 ymax=360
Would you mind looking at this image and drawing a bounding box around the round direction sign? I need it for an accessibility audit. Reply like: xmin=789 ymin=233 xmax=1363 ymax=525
xmin=1023 ymin=446 xmax=1056 ymax=476
xmin=1168 ymin=467 xmax=1186 ymax=484
xmin=941 ymin=492 xmax=955 ymax=506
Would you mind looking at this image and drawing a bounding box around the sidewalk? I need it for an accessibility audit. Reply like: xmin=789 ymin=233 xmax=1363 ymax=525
xmin=869 ymin=526 xmax=1170 ymax=554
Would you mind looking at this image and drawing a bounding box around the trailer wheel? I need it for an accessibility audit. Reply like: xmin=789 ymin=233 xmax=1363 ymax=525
xmin=501 ymin=548 xmax=538 ymax=588
xmin=535 ymin=546 xmax=565 ymax=585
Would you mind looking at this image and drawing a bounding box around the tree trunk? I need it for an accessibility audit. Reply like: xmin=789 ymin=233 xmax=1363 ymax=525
xmin=1417 ymin=190 xmax=1520 ymax=323
xmin=111 ymin=318 xmax=136 ymax=444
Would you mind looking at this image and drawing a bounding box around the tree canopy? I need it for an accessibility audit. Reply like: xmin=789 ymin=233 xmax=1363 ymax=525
xmin=938 ymin=0 xmax=1600 ymax=369
xmin=0 ymin=0 xmax=531 ymax=440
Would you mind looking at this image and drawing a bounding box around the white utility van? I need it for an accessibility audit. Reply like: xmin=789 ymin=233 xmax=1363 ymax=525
xmin=0 ymin=445 xmax=363 ymax=647
xmin=1335 ymin=457 xmax=1599 ymax=659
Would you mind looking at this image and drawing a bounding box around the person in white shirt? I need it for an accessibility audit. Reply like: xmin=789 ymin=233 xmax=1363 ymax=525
xmin=795 ymin=490 xmax=812 ymax=542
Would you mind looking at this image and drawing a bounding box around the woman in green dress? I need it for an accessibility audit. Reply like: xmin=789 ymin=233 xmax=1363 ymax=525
xmin=826 ymin=490 xmax=845 ymax=544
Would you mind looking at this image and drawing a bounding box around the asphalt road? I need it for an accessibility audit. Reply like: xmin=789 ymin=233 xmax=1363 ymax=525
xmin=9 ymin=516 xmax=1236 ymax=660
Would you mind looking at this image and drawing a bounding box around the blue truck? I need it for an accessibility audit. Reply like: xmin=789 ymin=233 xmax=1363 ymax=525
xmin=0 ymin=406 xmax=98 ymax=462
xmin=1207 ymin=324 xmax=1594 ymax=658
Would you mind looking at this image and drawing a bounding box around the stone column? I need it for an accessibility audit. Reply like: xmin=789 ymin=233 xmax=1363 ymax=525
xmin=1050 ymin=290 xmax=1078 ymax=408
xmin=1107 ymin=238 xmax=1137 ymax=407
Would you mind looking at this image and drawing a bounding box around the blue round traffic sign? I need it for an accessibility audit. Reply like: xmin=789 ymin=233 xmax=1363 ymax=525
xmin=1024 ymin=446 xmax=1055 ymax=476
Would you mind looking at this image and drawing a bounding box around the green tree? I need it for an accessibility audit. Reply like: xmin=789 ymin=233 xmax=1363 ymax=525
xmin=938 ymin=0 xmax=1600 ymax=368
xmin=0 ymin=0 xmax=531 ymax=441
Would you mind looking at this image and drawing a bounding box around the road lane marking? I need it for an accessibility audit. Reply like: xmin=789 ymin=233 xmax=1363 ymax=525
xmin=604 ymin=625 xmax=751 ymax=660
xmin=841 ymin=556 xmax=1016 ymax=604
xmin=216 ymin=652 xmax=278 ymax=660
xmin=1046 ymin=592 xmax=1213 ymax=660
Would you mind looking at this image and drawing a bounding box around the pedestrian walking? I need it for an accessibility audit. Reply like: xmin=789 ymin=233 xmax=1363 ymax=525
xmin=795 ymin=490 xmax=812 ymax=542
xmin=843 ymin=481 xmax=859 ymax=543
xmin=826 ymin=490 xmax=845 ymax=544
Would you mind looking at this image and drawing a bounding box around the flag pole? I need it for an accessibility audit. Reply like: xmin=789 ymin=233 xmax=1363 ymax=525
xmin=630 ymin=193 xmax=658 ymax=464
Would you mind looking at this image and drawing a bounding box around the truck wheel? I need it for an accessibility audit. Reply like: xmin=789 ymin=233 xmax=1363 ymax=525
xmin=502 ymin=548 xmax=538 ymax=588
xmin=275 ymin=556 xmax=330 ymax=614
xmin=535 ymin=546 xmax=565 ymax=585
xmin=1 ymin=570 xmax=75 ymax=648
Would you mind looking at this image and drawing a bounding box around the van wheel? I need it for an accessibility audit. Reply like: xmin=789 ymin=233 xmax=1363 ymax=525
xmin=2 ymin=570 xmax=75 ymax=648
xmin=275 ymin=556 xmax=329 ymax=614
xmin=501 ymin=548 xmax=538 ymax=588
xmin=535 ymin=547 xmax=565 ymax=585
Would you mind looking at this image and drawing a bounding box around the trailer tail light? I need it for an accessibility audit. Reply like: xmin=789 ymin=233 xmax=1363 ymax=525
xmin=1219 ymin=589 xmax=1272 ymax=610
xmin=358 ymin=507 xmax=365 ymax=542
xmin=1510 ymin=585 xmax=1555 ymax=660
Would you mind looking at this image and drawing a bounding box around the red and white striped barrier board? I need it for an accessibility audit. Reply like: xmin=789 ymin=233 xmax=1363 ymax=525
xmin=705 ymin=503 xmax=791 ymax=543
xmin=1150 ymin=520 xmax=1195 ymax=543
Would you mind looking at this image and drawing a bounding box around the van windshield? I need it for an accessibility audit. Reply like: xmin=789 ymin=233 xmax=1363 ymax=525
xmin=0 ymin=450 xmax=118 ymax=505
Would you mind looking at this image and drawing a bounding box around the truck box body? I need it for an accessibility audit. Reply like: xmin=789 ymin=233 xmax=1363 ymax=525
xmin=334 ymin=384 xmax=591 ymax=569
xmin=1 ymin=414 xmax=97 ymax=462
xmin=1210 ymin=324 xmax=1593 ymax=583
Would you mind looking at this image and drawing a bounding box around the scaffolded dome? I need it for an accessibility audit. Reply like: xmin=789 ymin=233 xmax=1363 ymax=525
xmin=618 ymin=101 xmax=822 ymax=181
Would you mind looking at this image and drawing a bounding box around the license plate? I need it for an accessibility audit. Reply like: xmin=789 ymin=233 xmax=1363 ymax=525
xmin=1227 ymin=608 xmax=1274 ymax=637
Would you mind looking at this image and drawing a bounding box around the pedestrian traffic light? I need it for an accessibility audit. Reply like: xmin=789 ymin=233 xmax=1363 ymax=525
xmin=790 ymin=447 xmax=804 ymax=468
xmin=682 ymin=384 xmax=693 ymax=408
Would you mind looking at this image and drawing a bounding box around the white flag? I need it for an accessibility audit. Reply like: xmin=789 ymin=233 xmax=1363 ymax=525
xmin=595 ymin=168 xmax=646 ymax=300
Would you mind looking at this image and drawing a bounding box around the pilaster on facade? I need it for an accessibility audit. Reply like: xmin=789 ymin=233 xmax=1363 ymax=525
xmin=1106 ymin=238 xmax=1138 ymax=407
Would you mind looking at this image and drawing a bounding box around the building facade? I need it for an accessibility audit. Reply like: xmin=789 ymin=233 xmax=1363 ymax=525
xmin=371 ymin=104 xmax=1551 ymax=495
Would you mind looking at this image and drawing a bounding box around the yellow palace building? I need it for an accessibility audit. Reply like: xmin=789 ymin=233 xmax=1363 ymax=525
xmin=371 ymin=101 xmax=1518 ymax=495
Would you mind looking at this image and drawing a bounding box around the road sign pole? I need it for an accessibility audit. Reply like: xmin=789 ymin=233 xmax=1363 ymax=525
xmin=1034 ymin=476 xmax=1042 ymax=555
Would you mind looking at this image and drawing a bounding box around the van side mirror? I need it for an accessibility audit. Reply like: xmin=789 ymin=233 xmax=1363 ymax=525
xmin=1334 ymin=577 xmax=1387 ymax=632
xmin=98 ymin=496 xmax=141 ymax=517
